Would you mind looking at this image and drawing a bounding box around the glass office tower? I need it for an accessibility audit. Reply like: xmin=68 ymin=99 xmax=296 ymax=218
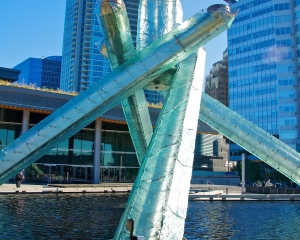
xmin=13 ymin=56 xmax=62 ymax=89
xmin=60 ymin=0 xmax=111 ymax=92
xmin=228 ymin=0 xmax=299 ymax=160
xmin=60 ymin=0 xmax=164 ymax=103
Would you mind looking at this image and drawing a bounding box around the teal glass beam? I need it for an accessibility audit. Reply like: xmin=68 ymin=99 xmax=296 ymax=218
xmin=160 ymin=89 xmax=300 ymax=185
xmin=138 ymin=0 xmax=183 ymax=91
xmin=200 ymin=93 xmax=300 ymax=185
xmin=114 ymin=48 xmax=206 ymax=239
xmin=99 ymin=0 xmax=153 ymax=164
xmin=137 ymin=0 xmax=182 ymax=51
xmin=0 ymin=8 xmax=235 ymax=185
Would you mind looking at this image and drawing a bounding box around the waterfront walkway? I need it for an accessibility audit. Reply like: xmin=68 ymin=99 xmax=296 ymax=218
xmin=1 ymin=183 xmax=300 ymax=201
xmin=0 ymin=183 xmax=240 ymax=194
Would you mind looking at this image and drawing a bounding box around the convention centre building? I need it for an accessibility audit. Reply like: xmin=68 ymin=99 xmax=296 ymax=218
xmin=0 ymin=84 xmax=229 ymax=184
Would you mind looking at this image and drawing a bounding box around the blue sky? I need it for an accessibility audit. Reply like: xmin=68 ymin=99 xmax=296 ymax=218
xmin=0 ymin=0 xmax=227 ymax=75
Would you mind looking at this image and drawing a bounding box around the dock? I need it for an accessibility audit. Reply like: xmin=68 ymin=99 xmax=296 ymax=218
xmin=0 ymin=183 xmax=299 ymax=201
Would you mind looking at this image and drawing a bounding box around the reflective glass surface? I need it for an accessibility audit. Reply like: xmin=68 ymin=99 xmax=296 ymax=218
xmin=229 ymin=0 xmax=299 ymax=160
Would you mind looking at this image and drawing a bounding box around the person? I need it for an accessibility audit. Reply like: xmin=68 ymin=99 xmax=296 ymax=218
xmin=15 ymin=169 xmax=24 ymax=188
xmin=256 ymin=180 xmax=262 ymax=187
xmin=265 ymin=179 xmax=274 ymax=187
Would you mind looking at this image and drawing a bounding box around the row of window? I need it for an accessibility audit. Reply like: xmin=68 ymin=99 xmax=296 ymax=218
xmin=229 ymin=49 xmax=292 ymax=67
xmin=228 ymin=27 xmax=274 ymax=45
xmin=233 ymin=0 xmax=272 ymax=13
xmin=279 ymin=105 xmax=296 ymax=112
xmin=275 ymin=27 xmax=291 ymax=36
xmin=280 ymin=118 xmax=296 ymax=126
xmin=229 ymin=63 xmax=276 ymax=77
xmin=228 ymin=28 xmax=277 ymax=45
xmin=228 ymin=16 xmax=273 ymax=37
xmin=229 ymin=74 xmax=277 ymax=89
xmin=230 ymin=86 xmax=277 ymax=100
xmin=233 ymin=6 xmax=273 ymax=24
xmin=230 ymin=105 xmax=278 ymax=120
xmin=274 ymin=3 xmax=290 ymax=11
xmin=278 ymin=90 xmax=296 ymax=98
xmin=277 ymin=64 xmax=294 ymax=73
xmin=229 ymin=38 xmax=275 ymax=55
xmin=275 ymin=14 xmax=291 ymax=23
xmin=278 ymin=78 xmax=294 ymax=86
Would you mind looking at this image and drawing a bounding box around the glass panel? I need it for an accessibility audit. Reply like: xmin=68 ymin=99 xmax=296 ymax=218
xmin=0 ymin=124 xmax=6 ymax=149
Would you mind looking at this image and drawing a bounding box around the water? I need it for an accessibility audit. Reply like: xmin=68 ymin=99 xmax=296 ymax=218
xmin=0 ymin=193 xmax=300 ymax=239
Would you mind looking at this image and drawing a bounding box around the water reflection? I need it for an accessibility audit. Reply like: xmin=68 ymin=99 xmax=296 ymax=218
xmin=0 ymin=194 xmax=300 ymax=239
xmin=185 ymin=201 xmax=300 ymax=239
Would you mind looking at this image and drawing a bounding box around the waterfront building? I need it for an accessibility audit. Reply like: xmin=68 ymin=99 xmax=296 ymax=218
xmin=228 ymin=0 xmax=299 ymax=160
xmin=13 ymin=56 xmax=62 ymax=89
xmin=0 ymin=67 xmax=20 ymax=83
xmin=0 ymin=85 xmax=227 ymax=183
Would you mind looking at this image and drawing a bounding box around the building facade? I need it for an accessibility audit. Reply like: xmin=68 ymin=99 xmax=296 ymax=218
xmin=59 ymin=0 xmax=139 ymax=91
xmin=228 ymin=0 xmax=299 ymax=160
xmin=205 ymin=49 xmax=229 ymax=106
xmin=0 ymin=85 xmax=219 ymax=183
xmin=13 ymin=56 xmax=62 ymax=89
xmin=60 ymin=0 xmax=164 ymax=103
xmin=0 ymin=67 xmax=20 ymax=83
xmin=204 ymin=49 xmax=230 ymax=170
xmin=60 ymin=0 xmax=111 ymax=92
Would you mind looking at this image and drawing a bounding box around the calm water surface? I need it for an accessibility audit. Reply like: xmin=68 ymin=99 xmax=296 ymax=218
xmin=0 ymin=193 xmax=300 ymax=239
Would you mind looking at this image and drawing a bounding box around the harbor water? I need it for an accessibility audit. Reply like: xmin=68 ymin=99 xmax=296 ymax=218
xmin=0 ymin=193 xmax=300 ymax=239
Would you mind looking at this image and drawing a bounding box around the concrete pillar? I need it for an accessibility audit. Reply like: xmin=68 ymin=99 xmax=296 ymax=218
xmin=22 ymin=110 xmax=30 ymax=134
xmin=119 ymin=156 xmax=122 ymax=182
xmin=0 ymin=108 xmax=4 ymax=122
xmin=21 ymin=110 xmax=30 ymax=181
xmin=93 ymin=119 xmax=102 ymax=184
xmin=242 ymin=153 xmax=245 ymax=193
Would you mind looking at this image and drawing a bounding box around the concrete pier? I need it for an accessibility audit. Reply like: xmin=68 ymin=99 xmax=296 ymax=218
xmin=1 ymin=183 xmax=299 ymax=201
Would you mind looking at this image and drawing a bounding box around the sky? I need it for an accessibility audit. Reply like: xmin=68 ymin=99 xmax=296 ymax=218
xmin=0 ymin=0 xmax=228 ymax=76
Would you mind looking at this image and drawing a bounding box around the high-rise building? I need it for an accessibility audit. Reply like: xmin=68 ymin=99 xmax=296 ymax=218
xmin=60 ymin=0 xmax=164 ymax=103
xmin=59 ymin=0 xmax=138 ymax=92
xmin=205 ymin=49 xmax=229 ymax=106
xmin=60 ymin=0 xmax=111 ymax=92
xmin=124 ymin=0 xmax=139 ymax=45
xmin=13 ymin=56 xmax=62 ymax=89
xmin=228 ymin=0 xmax=299 ymax=160
xmin=204 ymin=49 xmax=230 ymax=169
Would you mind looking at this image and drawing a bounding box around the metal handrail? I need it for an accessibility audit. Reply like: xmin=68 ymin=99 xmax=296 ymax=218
xmin=275 ymin=182 xmax=287 ymax=188
xmin=207 ymin=180 xmax=214 ymax=185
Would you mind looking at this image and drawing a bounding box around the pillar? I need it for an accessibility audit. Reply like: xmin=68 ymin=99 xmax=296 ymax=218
xmin=21 ymin=110 xmax=30 ymax=181
xmin=22 ymin=110 xmax=30 ymax=134
xmin=93 ymin=119 xmax=102 ymax=184
xmin=0 ymin=108 xmax=4 ymax=122
xmin=242 ymin=153 xmax=245 ymax=193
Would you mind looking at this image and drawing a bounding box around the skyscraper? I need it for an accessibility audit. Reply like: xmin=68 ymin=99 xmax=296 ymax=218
xmin=60 ymin=0 xmax=111 ymax=93
xmin=204 ymin=49 xmax=230 ymax=169
xmin=205 ymin=49 xmax=229 ymax=106
xmin=228 ymin=0 xmax=299 ymax=160
xmin=60 ymin=0 xmax=164 ymax=103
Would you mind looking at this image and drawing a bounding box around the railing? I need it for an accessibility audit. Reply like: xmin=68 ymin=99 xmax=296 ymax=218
xmin=206 ymin=180 xmax=214 ymax=186
xmin=275 ymin=182 xmax=287 ymax=188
